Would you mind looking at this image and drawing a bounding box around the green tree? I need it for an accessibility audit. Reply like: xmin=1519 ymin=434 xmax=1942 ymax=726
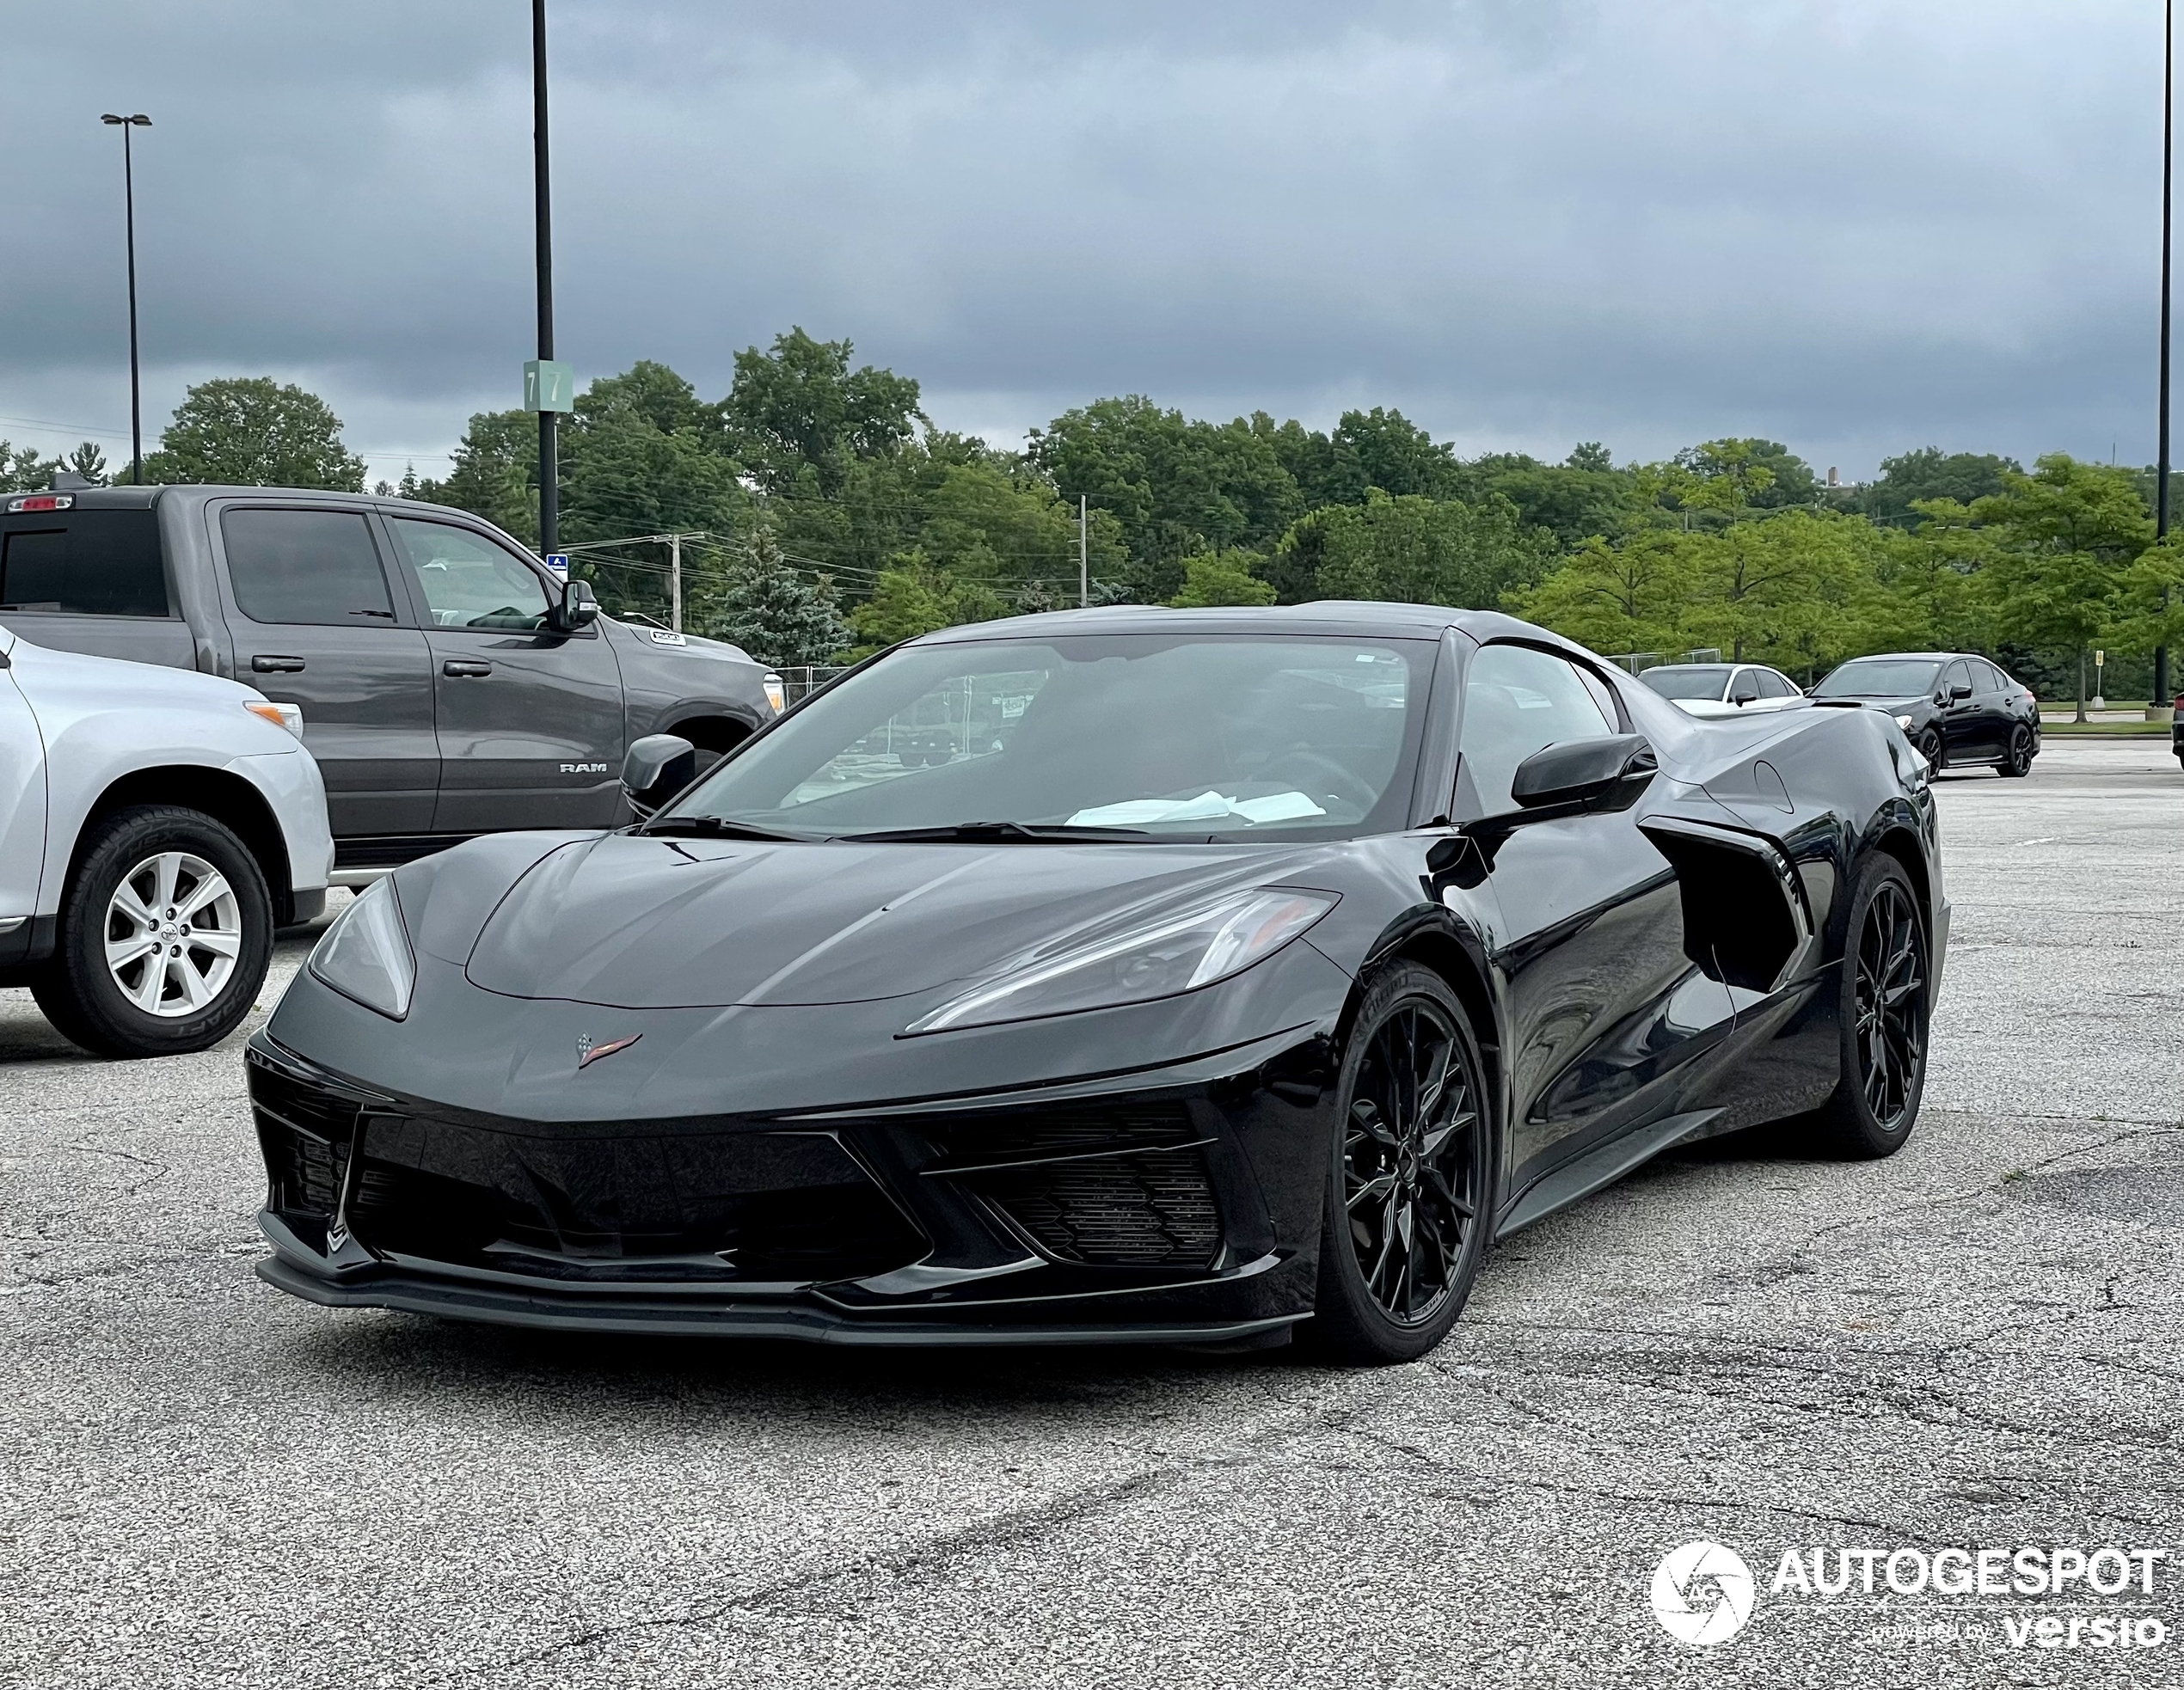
xmin=721 ymin=328 xmax=924 ymax=497
xmin=1028 ymin=396 xmax=1302 ymax=598
xmin=1971 ymin=455 xmax=2153 ymax=719
xmin=1858 ymin=447 xmax=2018 ymax=524
xmin=1850 ymin=500 xmax=1990 ymax=656
xmin=845 ymin=551 xmax=1011 ymax=657
xmin=1275 ymin=489 xmax=1555 ymax=609
xmin=1169 ymin=550 xmax=1277 ymax=607
xmin=1685 ymin=511 xmax=1868 ymax=664
xmin=1674 ymin=438 xmax=1815 ymax=510
xmin=1509 ymin=531 xmax=1699 ymax=658
xmin=0 ymin=441 xmax=58 ymax=493
xmin=690 ymin=523 xmax=850 ymax=666
xmin=143 ymin=377 xmax=366 ymax=490
xmin=417 ymin=407 xmax=538 ymax=541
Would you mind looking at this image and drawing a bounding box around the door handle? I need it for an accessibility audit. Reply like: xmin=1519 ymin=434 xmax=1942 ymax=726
xmin=251 ymin=655 xmax=306 ymax=673
xmin=443 ymin=659 xmax=493 ymax=678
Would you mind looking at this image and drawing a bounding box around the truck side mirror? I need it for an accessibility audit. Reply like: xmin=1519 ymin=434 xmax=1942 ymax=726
xmin=549 ymin=578 xmax=599 ymax=633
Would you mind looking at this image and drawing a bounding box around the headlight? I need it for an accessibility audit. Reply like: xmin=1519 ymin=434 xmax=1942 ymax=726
xmin=904 ymin=887 xmax=1337 ymax=1035
xmin=307 ymin=879 xmax=415 ymax=1019
xmin=764 ymin=672 xmax=787 ymax=713
xmin=245 ymin=700 xmax=305 ymax=739
xmin=1894 ymin=713 xmax=1915 ymax=731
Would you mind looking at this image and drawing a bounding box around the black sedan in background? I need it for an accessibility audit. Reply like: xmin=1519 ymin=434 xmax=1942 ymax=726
xmin=248 ymin=606 xmax=1947 ymax=1362
xmin=1813 ymin=652 xmax=2039 ymax=775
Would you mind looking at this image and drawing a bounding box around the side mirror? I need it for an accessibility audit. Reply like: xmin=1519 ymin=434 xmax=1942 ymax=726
xmin=1948 ymin=682 xmax=1972 ymax=701
xmin=1509 ymin=733 xmax=1657 ymax=813
xmin=623 ymin=732 xmax=695 ymax=818
xmin=549 ymin=578 xmax=599 ymax=633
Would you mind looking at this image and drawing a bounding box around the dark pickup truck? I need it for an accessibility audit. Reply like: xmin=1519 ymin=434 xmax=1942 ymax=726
xmin=0 ymin=484 xmax=782 ymax=877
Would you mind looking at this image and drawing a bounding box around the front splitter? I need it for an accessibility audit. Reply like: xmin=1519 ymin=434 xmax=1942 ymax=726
xmin=255 ymin=1256 xmax=1304 ymax=1347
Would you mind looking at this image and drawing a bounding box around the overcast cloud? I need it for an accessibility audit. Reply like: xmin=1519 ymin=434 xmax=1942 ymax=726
xmin=0 ymin=1 xmax=2164 ymax=484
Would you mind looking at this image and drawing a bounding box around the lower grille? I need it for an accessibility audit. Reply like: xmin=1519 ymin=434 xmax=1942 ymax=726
xmin=248 ymin=1056 xmax=369 ymax=1250
xmin=347 ymin=1117 xmax=927 ymax=1286
xmin=923 ymin=1105 xmax=1223 ymax=1270
xmin=974 ymin=1151 xmax=1221 ymax=1268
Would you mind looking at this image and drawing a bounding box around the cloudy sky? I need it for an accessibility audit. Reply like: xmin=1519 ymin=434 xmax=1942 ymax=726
xmin=0 ymin=1 xmax=2165 ymax=486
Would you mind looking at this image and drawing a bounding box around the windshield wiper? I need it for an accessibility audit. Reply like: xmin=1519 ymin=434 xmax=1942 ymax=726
xmin=638 ymin=815 xmax=803 ymax=842
xmin=833 ymin=820 xmax=1151 ymax=843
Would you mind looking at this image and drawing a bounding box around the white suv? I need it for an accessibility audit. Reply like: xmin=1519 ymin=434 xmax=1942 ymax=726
xmin=0 ymin=628 xmax=334 ymax=1057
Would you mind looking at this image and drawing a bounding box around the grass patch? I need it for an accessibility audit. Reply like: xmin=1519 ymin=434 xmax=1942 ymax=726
xmin=2036 ymin=719 xmax=2174 ymax=737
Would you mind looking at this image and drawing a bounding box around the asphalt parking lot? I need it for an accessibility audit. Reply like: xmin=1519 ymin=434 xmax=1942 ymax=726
xmin=3 ymin=738 xmax=2181 ymax=1689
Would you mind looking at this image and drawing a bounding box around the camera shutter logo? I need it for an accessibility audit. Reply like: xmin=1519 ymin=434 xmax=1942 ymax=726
xmin=1651 ymin=1541 xmax=1756 ymax=1645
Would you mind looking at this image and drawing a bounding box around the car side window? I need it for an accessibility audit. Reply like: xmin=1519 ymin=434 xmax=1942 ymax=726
xmin=1727 ymin=669 xmax=1762 ymax=704
xmin=1757 ymin=670 xmax=1797 ymax=698
xmin=389 ymin=519 xmax=552 ymax=631
xmin=222 ymin=509 xmax=396 ymax=627
xmin=0 ymin=511 xmax=169 ymax=617
xmin=1944 ymin=658 xmax=1973 ymax=697
xmin=1974 ymin=659 xmax=2007 ymax=692
xmin=1459 ymin=643 xmax=1618 ymax=815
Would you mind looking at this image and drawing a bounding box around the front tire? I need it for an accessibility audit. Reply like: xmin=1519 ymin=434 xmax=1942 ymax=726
xmin=1916 ymin=728 xmax=1943 ymax=771
xmin=32 ymin=805 xmax=273 ymax=1059
xmin=1808 ymin=854 xmax=1929 ymax=1159
xmin=1999 ymin=725 xmax=2034 ymax=777
xmin=1308 ymin=964 xmax=1494 ymax=1364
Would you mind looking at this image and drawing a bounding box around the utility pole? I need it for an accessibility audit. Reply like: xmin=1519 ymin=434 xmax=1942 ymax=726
xmin=100 ymin=113 xmax=150 ymax=483
xmin=1078 ymin=494 xmax=1088 ymax=608
xmin=2160 ymin=0 xmax=2175 ymax=711
xmin=531 ymin=0 xmax=561 ymax=559
xmin=670 ymin=531 xmax=682 ymax=632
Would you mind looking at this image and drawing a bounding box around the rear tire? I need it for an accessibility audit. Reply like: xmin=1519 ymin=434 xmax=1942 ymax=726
xmin=32 ymin=805 xmax=273 ymax=1059
xmin=1306 ymin=964 xmax=1494 ymax=1364
xmin=1999 ymin=725 xmax=2033 ymax=777
xmin=1808 ymin=854 xmax=1929 ymax=1160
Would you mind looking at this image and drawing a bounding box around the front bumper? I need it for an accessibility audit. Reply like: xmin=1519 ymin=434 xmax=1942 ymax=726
xmin=245 ymin=1025 xmax=1334 ymax=1344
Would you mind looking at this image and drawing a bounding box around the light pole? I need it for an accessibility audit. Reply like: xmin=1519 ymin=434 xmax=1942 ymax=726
xmin=531 ymin=0 xmax=561 ymax=559
xmin=2159 ymin=0 xmax=2175 ymax=710
xmin=100 ymin=113 xmax=150 ymax=484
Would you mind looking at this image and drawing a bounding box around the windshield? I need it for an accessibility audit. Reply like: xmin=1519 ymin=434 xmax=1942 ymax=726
xmin=1813 ymin=659 xmax=1942 ymax=698
xmin=1638 ymin=665 xmax=1731 ymax=701
xmin=662 ymin=633 xmax=1434 ymax=839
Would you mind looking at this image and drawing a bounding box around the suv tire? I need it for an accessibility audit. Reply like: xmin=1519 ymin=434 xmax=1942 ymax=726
xmin=33 ymin=805 xmax=274 ymax=1059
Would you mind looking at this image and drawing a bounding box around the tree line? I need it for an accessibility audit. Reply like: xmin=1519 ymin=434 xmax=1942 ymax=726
xmin=30 ymin=334 xmax=2184 ymax=706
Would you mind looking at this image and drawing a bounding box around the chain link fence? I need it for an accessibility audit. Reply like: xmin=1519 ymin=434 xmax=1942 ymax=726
xmin=774 ymin=665 xmax=850 ymax=705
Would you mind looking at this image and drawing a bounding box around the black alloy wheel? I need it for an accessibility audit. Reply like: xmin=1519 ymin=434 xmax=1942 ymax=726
xmin=1999 ymin=724 xmax=2034 ymax=777
xmin=1916 ymin=727 xmax=1944 ymax=771
xmin=1811 ymin=855 xmax=1929 ymax=1159
xmin=1310 ymin=963 xmax=1493 ymax=1362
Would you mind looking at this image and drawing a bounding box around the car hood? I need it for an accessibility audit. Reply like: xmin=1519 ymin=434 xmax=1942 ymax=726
xmin=460 ymin=831 xmax=1334 ymax=1009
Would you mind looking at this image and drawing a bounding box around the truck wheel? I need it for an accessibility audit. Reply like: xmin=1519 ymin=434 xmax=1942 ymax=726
xmin=32 ymin=805 xmax=273 ymax=1059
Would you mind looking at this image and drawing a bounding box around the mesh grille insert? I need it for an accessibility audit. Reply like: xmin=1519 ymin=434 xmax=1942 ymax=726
xmin=922 ymin=1104 xmax=1222 ymax=1269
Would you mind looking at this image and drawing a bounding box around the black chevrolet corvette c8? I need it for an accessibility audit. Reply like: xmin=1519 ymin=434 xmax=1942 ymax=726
xmin=249 ymin=604 xmax=1948 ymax=1362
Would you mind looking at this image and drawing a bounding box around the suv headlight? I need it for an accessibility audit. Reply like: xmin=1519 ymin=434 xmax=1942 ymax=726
xmin=308 ymin=879 xmax=415 ymax=1019
xmin=904 ymin=887 xmax=1337 ymax=1035
xmin=1894 ymin=713 xmax=1915 ymax=731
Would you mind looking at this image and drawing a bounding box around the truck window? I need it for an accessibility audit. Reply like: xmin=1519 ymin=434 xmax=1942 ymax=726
xmin=222 ymin=509 xmax=396 ymax=626
xmin=0 ymin=511 xmax=169 ymax=616
xmin=388 ymin=519 xmax=551 ymax=630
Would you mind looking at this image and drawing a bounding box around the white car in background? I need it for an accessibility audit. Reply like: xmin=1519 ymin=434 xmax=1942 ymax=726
xmin=0 ymin=629 xmax=333 ymax=1058
xmin=1638 ymin=661 xmax=1809 ymax=718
